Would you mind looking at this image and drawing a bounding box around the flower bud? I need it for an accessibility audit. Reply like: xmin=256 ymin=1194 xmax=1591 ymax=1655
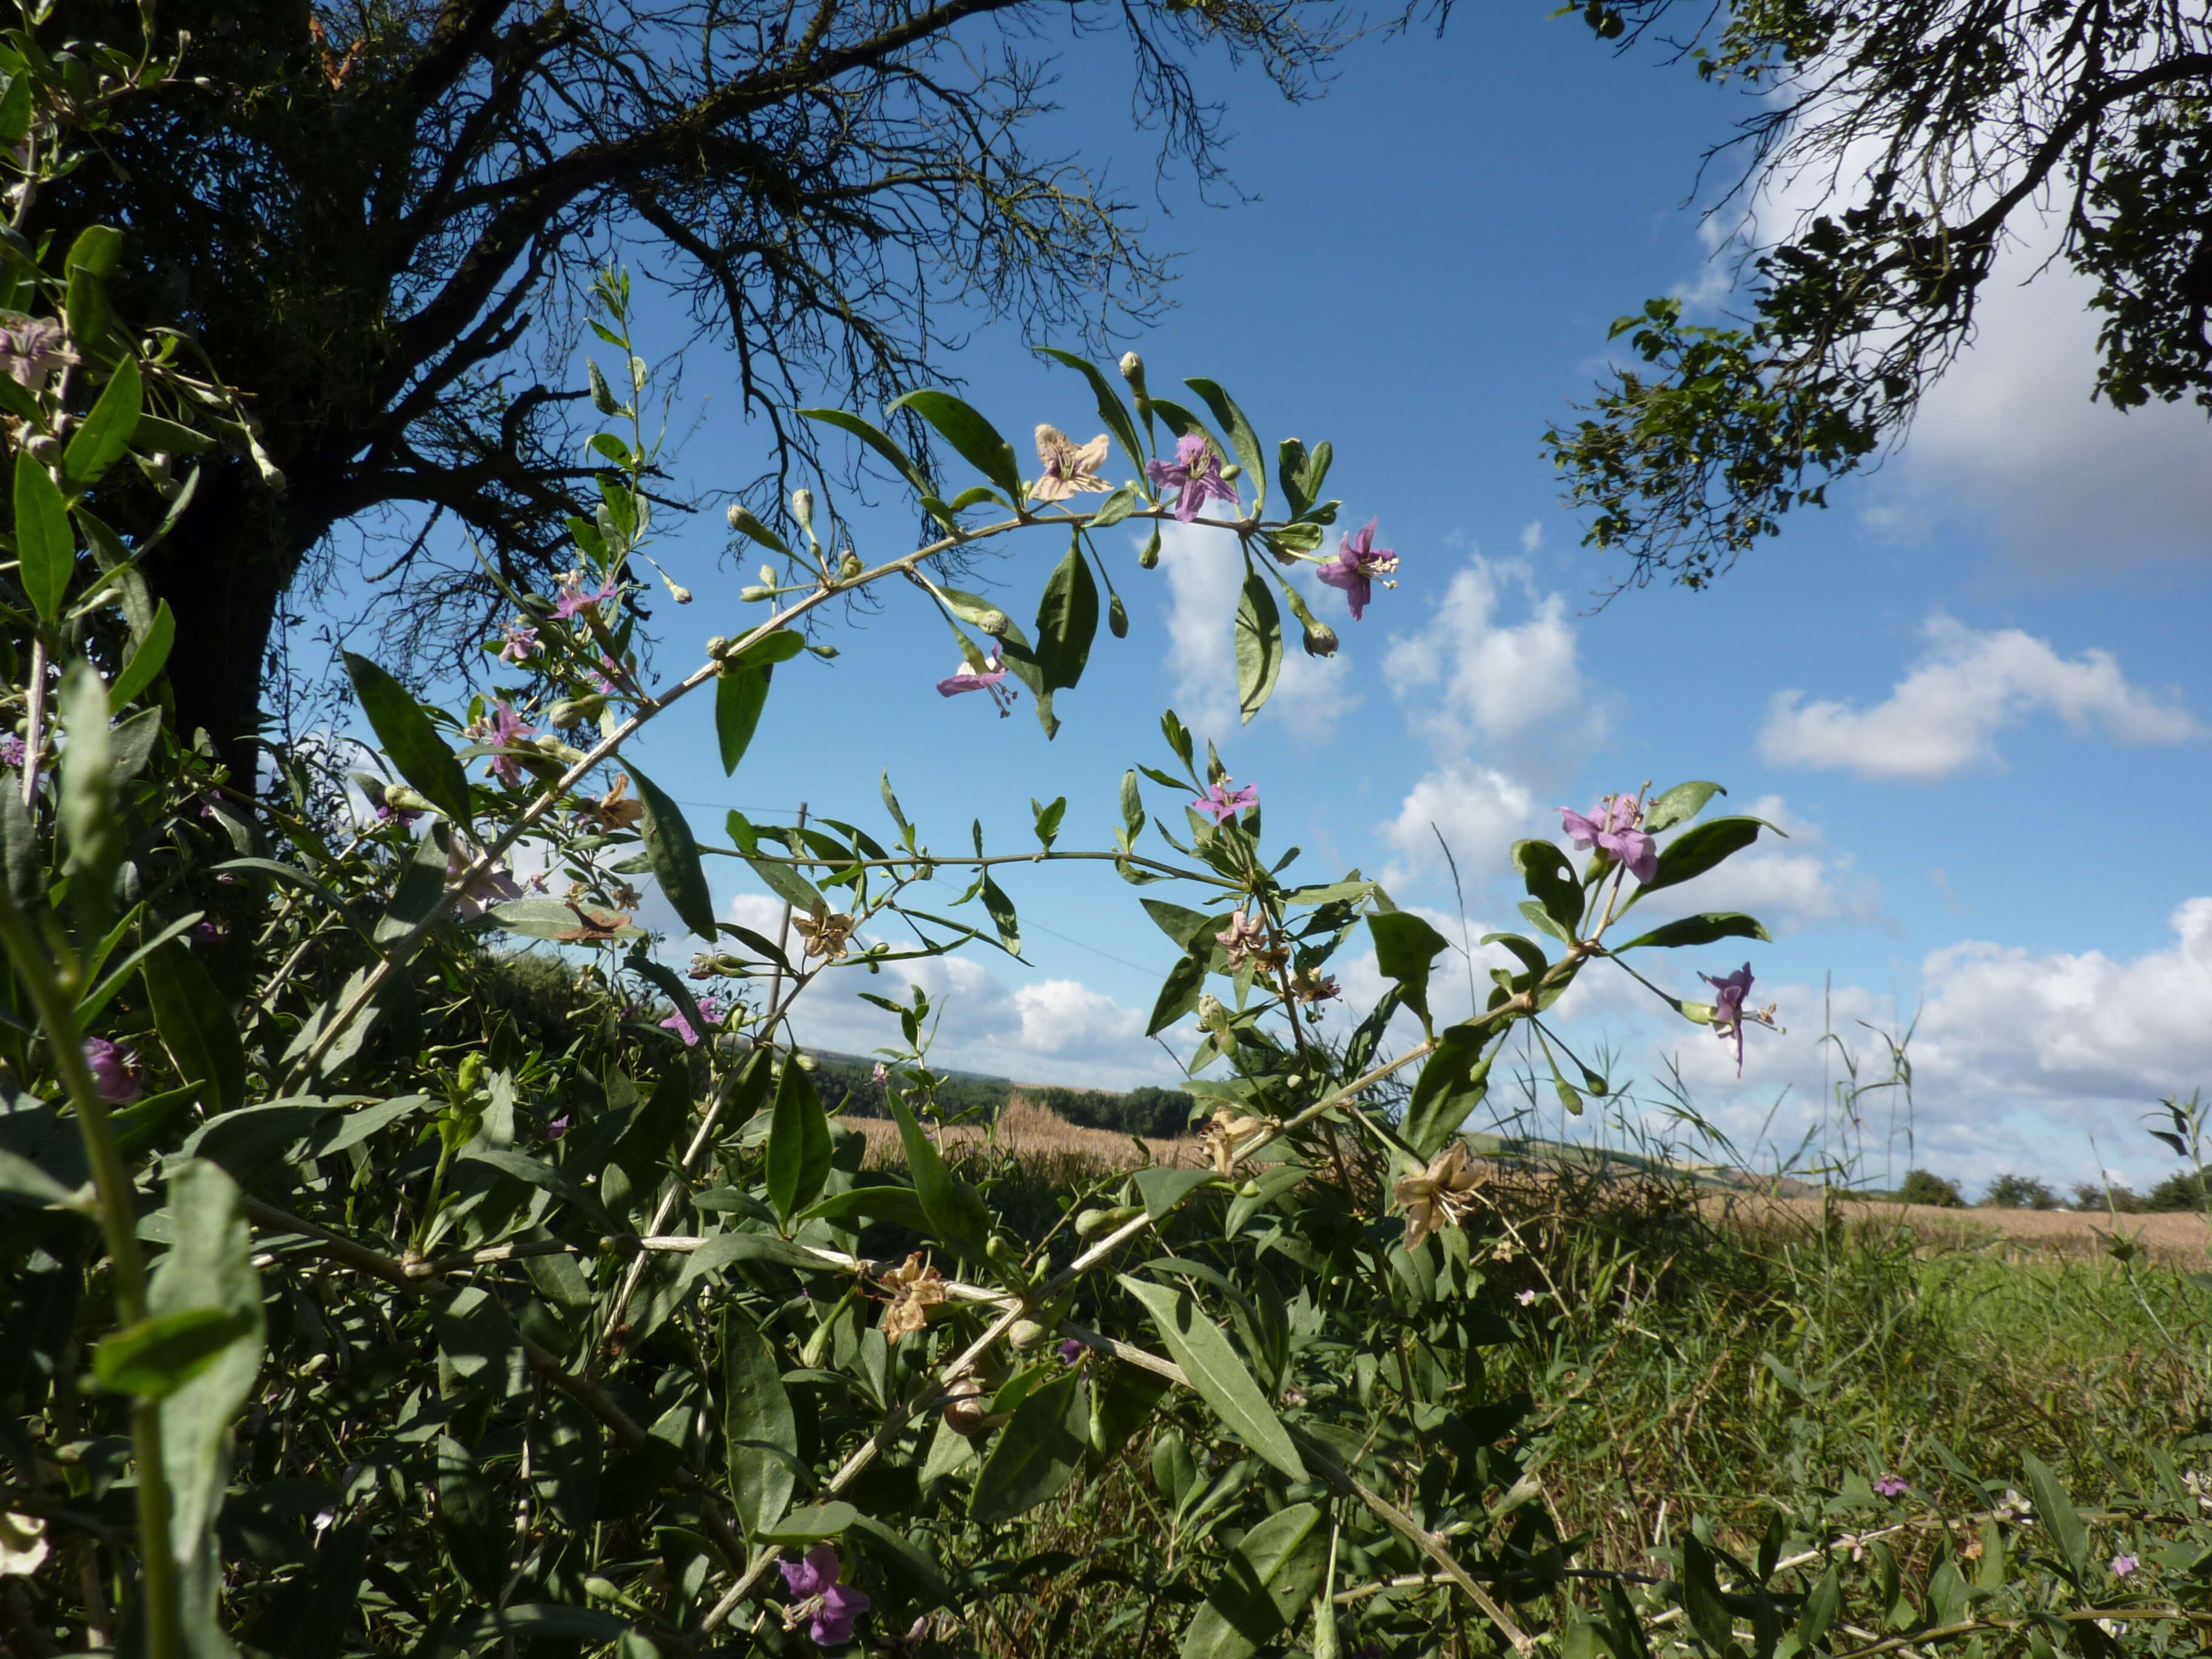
xmin=1008 ymin=1317 xmax=1049 ymax=1351
xmin=666 ymin=580 xmax=692 ymax=605
xmin=836 ymin=551 xmax=864 ymax=582
xmin=545 ymin=694 xmax=606 ymax=728
xmin=383 ymin=785 xmax=434 ymax=813
xmin=976 ymin=609 xmax=1010 ymax=637
xmin=1118 ymin=351 xmax=1148 ymax=402
xmin=791 ymin=488 xmax=815 ymax=531
xmin=725 ymin=501 xmax=757 ymax=534
xmin=1219 ymin=463 xmax=1242 ymax=482
xmin=705 ymin=635 xmax=731 ymax=659
xmin=1197 ymin=993 xmax=1230 ymax=1034
xmin=809 ymin=643 xmax=840 ymax=659
xmin=1073 ymin=1204 xmax=1142 ymax=1239
xmin=1302 ymin=622 xmax=1339 ymax=659
xmin=759 ymin=564 xmax=778 ymax=588
xmin=24 ymin=434 xmax=59 ymax=465
xmin=940 ymin=1376 xmax=993 ymax=1437
xmin=1138 ymin=528 xmax=1161 ymax=570
xmin=740 ymin=586 xmax=773 ymax=603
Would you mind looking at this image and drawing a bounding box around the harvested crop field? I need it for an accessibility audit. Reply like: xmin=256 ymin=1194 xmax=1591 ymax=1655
xmin=1701 ymin=1190 xmax=2212 ymax=1267
xmin=852 ymin=1094 xmax=1204 ymax=1178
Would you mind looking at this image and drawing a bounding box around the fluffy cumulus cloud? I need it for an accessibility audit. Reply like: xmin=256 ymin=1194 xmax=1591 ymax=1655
xmin=717 ymin=892 xmax=1171 ymax=1088
xmin=1589 ymin=900 xmax=2212 ymax=1191
xmin=1155 ymin=522 xmax=1353 ymax=740
xmin=1759 ymin=613 xmax=2200 ymax=782
xmin=1376 ymin=554 xmax=1607 ymax=890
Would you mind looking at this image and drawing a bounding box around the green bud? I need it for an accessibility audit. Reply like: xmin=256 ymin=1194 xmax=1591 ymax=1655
xmin=809 ymin=643 xmax=839 ymax=659
xmin=1219 ymin=462 xmax=1242 ymax=482
xmin=837 ymin=550 xmax=864 ymax=582
xmin=1197 ymin=993 xmax=1229 ymax=1034
xmin=1302 ymin=622 xmax=1339 ymax=659
xmin=1118 ymin=351 xmax=1148 ymax=403
xmin=1139 ymin=527 xmax=1161 ymax=569
xmin=457 ymin=1053 xmax=489 ymax=1094
xmin=791 ymin=488 xmax=815 ymax=531
xmin=977 ymin=609 xmax=1010 ymax=637
xmin=740 ymin=586 xmax=773 ymax=603
xmin=1008 ymin=1318 xmax=1049 ymax=1351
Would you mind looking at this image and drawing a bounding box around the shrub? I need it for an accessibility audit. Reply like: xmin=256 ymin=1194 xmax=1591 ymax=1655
xmin=1896 ymin=1167 xmax=1965 ymax=1207
xmin=1981 ymin=1171 xmax=2060 ymax=1209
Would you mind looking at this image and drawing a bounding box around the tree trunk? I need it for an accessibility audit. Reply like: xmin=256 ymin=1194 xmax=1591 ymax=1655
xmin=141 ymin=461 xmax=302 ymax=791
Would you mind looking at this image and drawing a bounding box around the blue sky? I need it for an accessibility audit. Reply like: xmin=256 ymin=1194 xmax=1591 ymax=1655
xmin=358 ymin=12 xmax=2212 ymax=1192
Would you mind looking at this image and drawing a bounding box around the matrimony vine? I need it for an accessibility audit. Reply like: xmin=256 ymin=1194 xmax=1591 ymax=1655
xmin=4 ymin=16 xmax=2212 ymax=1659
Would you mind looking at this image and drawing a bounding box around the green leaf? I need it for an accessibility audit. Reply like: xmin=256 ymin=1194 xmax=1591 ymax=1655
xmin=766 ymin=1057 xmax=834 ymax=1224
xmin=0 ymin=74 xmax=29 ymax=147
xmin=67 ymin=225 xmax=126 ymax=281
xmin=150 ymin=1159 xmax=264 ymax=1652
xmin=800 ymin=406 xmax=932 ymax=499
xmin=1797 ymin=1566 xmax=1840 ymax=1647
xmin=1681 ymin=1533 xmax=1734 ymax=1651
xmin=888 ymin=389 xmax=1023 ymax=500
xmin=62 ymin=357 xmax=141 ymax=489
xmin=797 ymin=1182 xmax=931 ymax=1233
xmin=14 ymin=448 xmax=73 ymax=623
xmin=1644 ymin=780 xmax=1726 ymax=834
xmin=754 ymin=1502 xmax=859 ymax=1544
xmin=2023 ymin=1455 xmax=2088 ymax=1577
xmin=93 ymin=1305 xmax=255 ymax=1398
xmin=980 ymin=873 xmax=1022 ymax=955
xmin=1036 ymin=535 xmax=1101 ymax=695
xmin=1035 ymin=347 xmax=1146 ymax=476
xmin=142 ymin=941 xmax=247 ymax=1115
xmin=1184 ymin=378 xmax=1266 ymax=517
xmin=885 ymin=1090 xmax=991 ymax=1264
xmin=1368 ymin=911 xmax=1449 ymax=1031
xmin=1178 ymin=1501 xmax=1327 ymax=1659
xmin=724 ymin=1317 xmax=798 ymax=1536
xmin=1638 ymin=817 xmax=1771 ymax=897
xmin=1614 ymin=912 xmax=1772 ymax=951
xmin=1403 ymin=1025 xmax=1495 ymax=1160
xmin=630 ymin=765 xmax=716 ymax=940
xmin=1147 ymin=951 xmax=1207 ymax=1037
xmin=1119 ymin=1276 xmax=1305 ymax=1480
xmin=971 ymin=1369 xmax=1089 ymax=1524
xmin=714 ymin=663 xmax=772 ymax=776
xmin=342 ymin=651 xmax=471 ymax=823
xmin=1121 ymin=769 xmax=1145 ymax=842
xmin=65 ymin=265 xmax=111 ymax=350
xmin=57 ymin=664 xmax=119 ymax=922
xmin=1233 ymin=568 xmax=1282 ymax=723
xmin=109 ymin=599 xmax=175 ymax=711
xmin=1513 ymin=839 xmax=1584 ymax=940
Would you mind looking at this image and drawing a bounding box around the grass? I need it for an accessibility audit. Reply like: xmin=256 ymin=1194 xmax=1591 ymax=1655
xmin=873 ymin=1121 xmax=2212 ymax=1657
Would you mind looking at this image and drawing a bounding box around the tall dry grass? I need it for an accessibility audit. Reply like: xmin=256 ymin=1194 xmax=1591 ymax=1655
xmin=851 ymin=1091 xmax=1204 ymax=1182
xmin=1703 ymin=1190 xmax=2212 ymax=1267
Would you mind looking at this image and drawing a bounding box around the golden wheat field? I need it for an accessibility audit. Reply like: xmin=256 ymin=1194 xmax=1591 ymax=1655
xmin=853 ymin=1098 xmax=2212 ymax=1268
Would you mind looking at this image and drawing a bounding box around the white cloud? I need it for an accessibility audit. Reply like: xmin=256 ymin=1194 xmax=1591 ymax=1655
xmin=1155 ymin=521 xmax=1353 ymax=740
xmin=1631 ymin=795 xmax=1888 ymax=935
xmin=1863 ymin=238 xmax=2212 ymax=572
xmin=1519 ymin=520 xmax=1545 ymax=554
xmin=1383 ymin=556 xmax=1603 ymax=760
xmin=1377 ymin=762 xmax=1537 ymax=890
xmin=1758 ymin=612 xmax=2200 ymax=782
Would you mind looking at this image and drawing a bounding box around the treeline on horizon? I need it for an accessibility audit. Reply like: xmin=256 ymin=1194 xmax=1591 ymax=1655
xmin=1886 ymin=1166 xmax=2212 ymax=1213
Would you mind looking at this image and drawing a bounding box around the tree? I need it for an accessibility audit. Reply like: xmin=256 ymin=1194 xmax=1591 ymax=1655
xmin=1982 ymin=1172 xmax=2060 ymax=1210
xmin=1895 ymin=1167 xmax=1962 ymax=1208
xmin=1544 ymin=0 xmax=2212 ymax=591
xmin=41 ymin=0 xmax=1406 ymax=774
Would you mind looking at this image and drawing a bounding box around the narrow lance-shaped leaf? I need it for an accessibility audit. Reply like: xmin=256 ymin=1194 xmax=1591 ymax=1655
xmin=1233 ymin=567 xmax=1282 ymax=723
xmin=887 ymin=389 xmax=1023 ymax=501
xmin=1185 ymin=377 xmax=1266 ymax=517
xmin=715 ymin=663 xmax=771 ymax=776
xmin=342 ymin=651 xmax=472 ymax=823
xmin=1178 ymin=1501 xmax=1328 ymax=1659
xmin=14 ymin=447 xmax=73 ymax=623
xmin=883 ymin=1090 xmax=990 ymax=1264
xmin=766 ymin=1057 xmax=834 ymax=1224
xmin=109 ymin=599 xmax=176 ymax=712
xmin=630 ymin=765 xmax=717 ymax=940
xmin=142 ymin=940 xmax=248 ymax=1116
xmin=724 ymin=1316 xmax=798 ymax=1537
xmin=970 ymin=1370 xmax=1089 ymax=1524
xmin=63 ymin=356 xmax=142 ymax=488
xmin=1118 ymin=1275 xmax=1305 ymax=1480
xmin=1036 ymin=532 xmax=1100 ymax=694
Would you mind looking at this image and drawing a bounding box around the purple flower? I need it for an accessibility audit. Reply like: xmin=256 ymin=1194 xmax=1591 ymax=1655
xmin=1191 ymin=777 xmax=1258 ymax=824
xmin=0 ymin=317 xmax=75 ymax=390
xmin=659 ymin=1010 xmax=700 ymax=1046
xmin=375 ymin=800 xmax=423 ymax=828
xmin=1874 ymin=1473 xmax=1907 ymax=1498
xmin=546 ymin=1113 xmax=571 ymax=1140
xmin=0 ymin=736 xmax=22 ymax=769
xmin=474 ymin=699 xmax=534 ymax=788
xmin=444 ymin=843 xmax=524 ymax=920
xmin=192 ymin=917 xmax=231 ymax=944
xmin=83 ymin=1038 xmax=144 ymax=1105
xmin=780 ymin=1544 xmax=870 ymax=1646
xmin=1701 ymin=963 xmax=1755 ymax=1076
xmin=498 ymin=620 xmax=540 ymax=663
xmin=1315 ymin=519 xmax=1398 ymax=622
xmin=936 ymin=652 xmax=1008 ymax=697
xmin=2111 ymin=1552 xmax=2139 ymax=1578
xmin=871 ymin=1062 xmax=889 ymax=1088
xmin=1144 ymin=433 xmax=1238 ymax=524
xmin=1057 ymin=1338 xmax=1086 ymax=1364
xmin=1560 ymin=792 xmax=1658 ymax=884
xmin=554 ymin=571 xmax=619 ymax=620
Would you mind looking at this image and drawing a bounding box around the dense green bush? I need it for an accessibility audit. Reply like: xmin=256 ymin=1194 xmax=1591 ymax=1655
xmin=1025 ymin=1083 xmax=1195 ymax=1138
xmin=1895 ymin=1167 xmax=1965 ymax=1207
xmin=1982 ymin=1171 xmax=2061 ymax=1210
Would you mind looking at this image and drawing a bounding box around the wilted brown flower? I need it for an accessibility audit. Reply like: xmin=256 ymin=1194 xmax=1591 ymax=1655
xmin=1030 ymin=424 xmax=1111 ymax=502
xmin=551 ymin=905 xmax=635 ymax=943
xmin=1393 ymin=1141 xmax=1485 ymax=1251
xmin=878 ymin=1252 xmax=947 ymax=1343
xmin=588 ymin=773 xmax=645 ymax=830
xmin=793 ymin=907 xmax=856 ymax=960
xmin=1289 ymin=968 xmax=1341 ymax=1004
xmin=1200 ymin=1107 xmax=1270 ymax=1177
xmin=1215 ymin=910 xmax=1287 ymax=974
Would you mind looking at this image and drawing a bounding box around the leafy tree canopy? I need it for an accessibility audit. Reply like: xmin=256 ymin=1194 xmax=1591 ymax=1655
xmin=1545 ymin=0 xmax=2212 ymax=591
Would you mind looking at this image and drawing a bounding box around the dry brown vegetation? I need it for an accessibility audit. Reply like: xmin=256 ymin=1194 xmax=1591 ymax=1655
xmin=853 ymin=1092 xmax=1204 ymax=1181
xmin=1703 ymin=1190 xmax=2212 ymax=1267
